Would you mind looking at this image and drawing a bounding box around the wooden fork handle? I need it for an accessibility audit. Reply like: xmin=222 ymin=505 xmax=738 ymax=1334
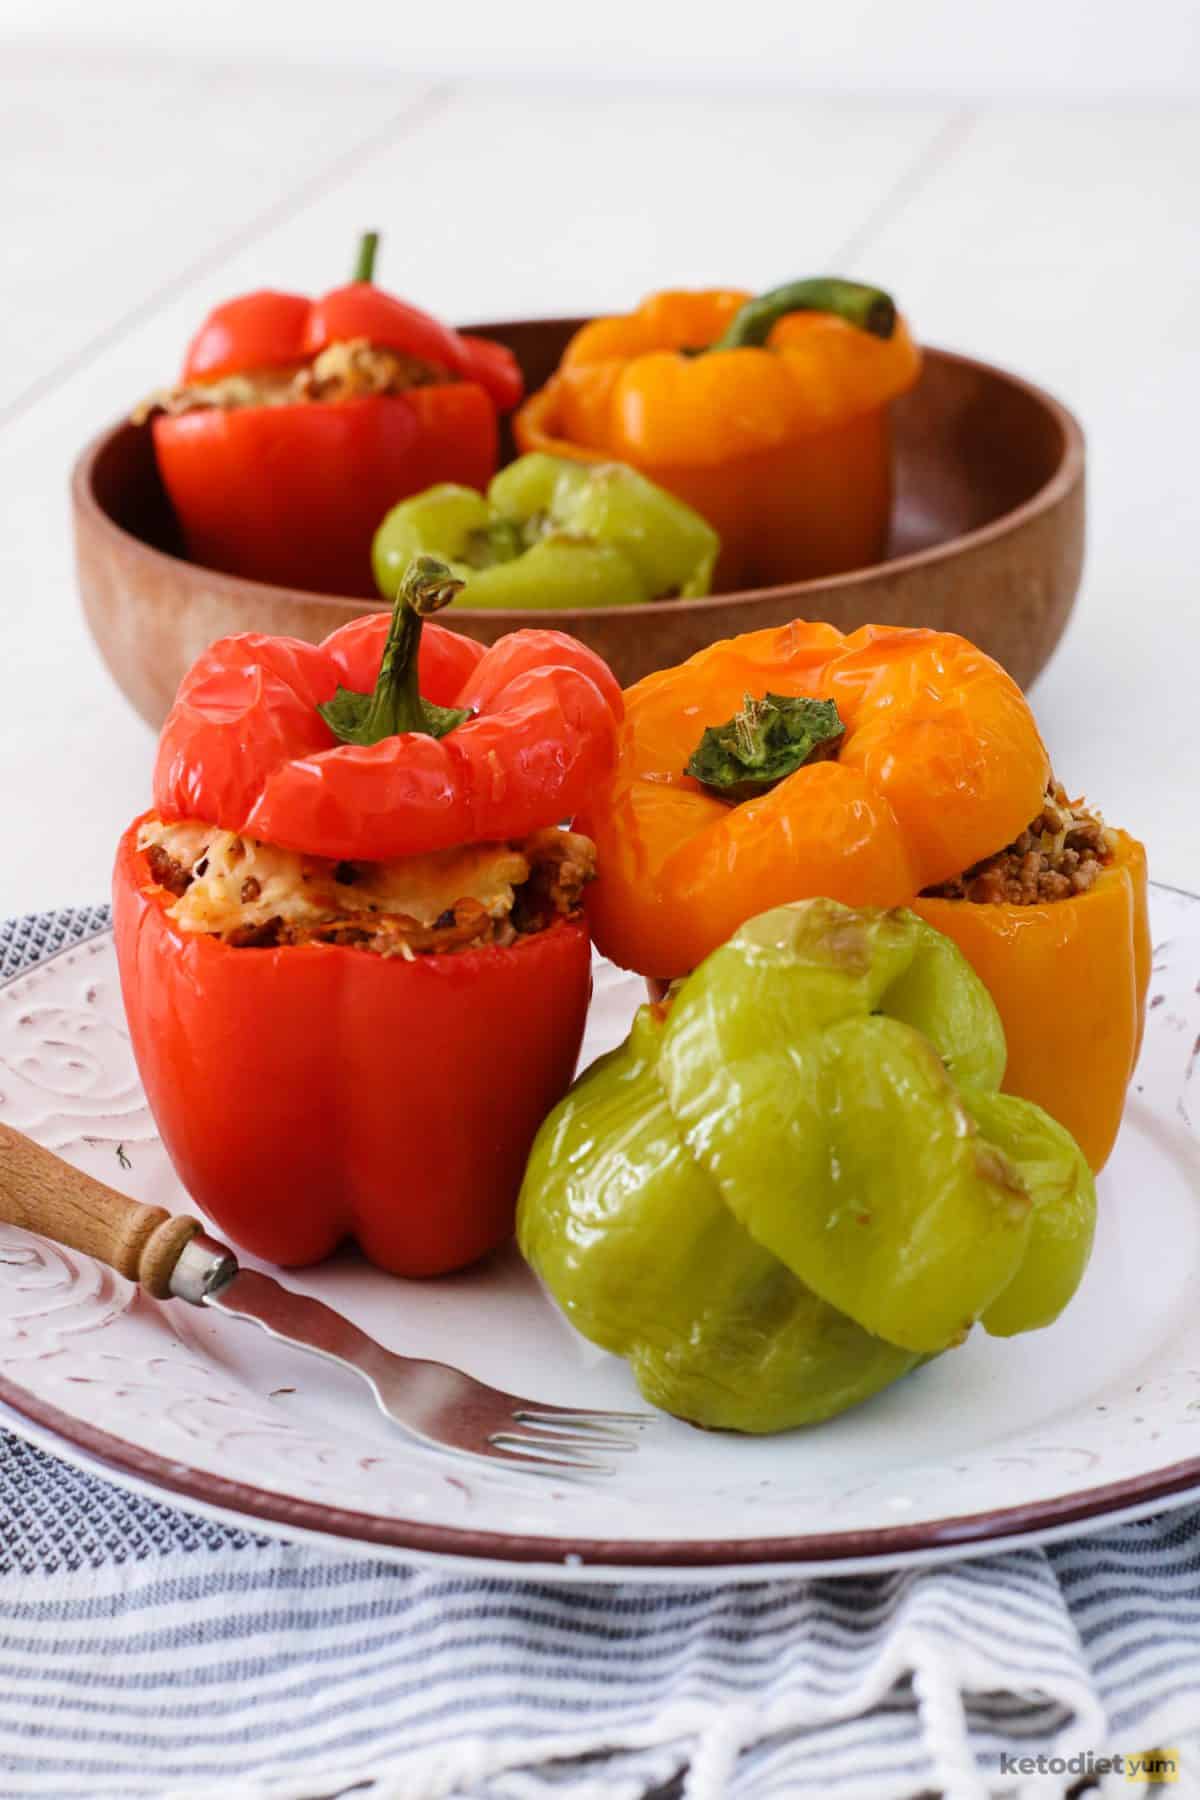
xmin=0 ymin=1124 xmax=201 ymax=1298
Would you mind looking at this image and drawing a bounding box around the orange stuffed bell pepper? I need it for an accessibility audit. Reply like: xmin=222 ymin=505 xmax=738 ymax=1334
xmin=139 ymin=233 xmax=522 ymax=597
xmin=515 ymin=278 xmax=921 ymax=589
xmin=914 ymin=800 xmax=1150 ymax=1173
xmin=578 ymin=621 xmax=1147 ymax=1171
xmin=113 ymin=558 xmax=622 ymax=1277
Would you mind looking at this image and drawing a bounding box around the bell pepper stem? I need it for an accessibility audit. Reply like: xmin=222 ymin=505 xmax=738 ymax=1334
xmin=318 ymin=556 xmax=468 ymax=746
xmin=352 ymin=231 xmax=380 ymax=284
xmin=370 ymin=557 xmax=463 ymax=737
xmin=687 ymin=692 xmax=845 ymax=802
xmin=708 ymin=277 xmax=896 ymax=351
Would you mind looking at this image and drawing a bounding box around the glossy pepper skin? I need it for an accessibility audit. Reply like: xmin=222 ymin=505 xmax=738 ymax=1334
xmin=152 ymin=237 xmax=523 ymax=597
xmin=518 ymin=901 xmax=1095 ymax=1433
xmin=914 ymin=833 xmax=1150 ymax=1172
xmin=372 ymin=453 xmax=719 ymax=611
xmin=115 ymin=825 xmax=592 ymax=1275
xmin=114 ymin=570 xmax=622 ymax=1276
xmin=580 ymin=620 xmax=1049 ymax=981
xmin=153 ymin=586 xmax=622 ymax=862
xmin=514 ymin=281 xmax=921 ymax=589
xmin=156 ymin=387 xmax=500 ymax=599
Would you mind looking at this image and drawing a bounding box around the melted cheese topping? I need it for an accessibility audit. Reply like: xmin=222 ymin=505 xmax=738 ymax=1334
xmin=138 ymin=820 xmax=530 ymax=938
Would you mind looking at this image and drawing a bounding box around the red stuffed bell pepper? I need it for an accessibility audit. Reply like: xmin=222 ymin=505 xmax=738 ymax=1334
xmin=113 ymin=559 xmax=622 ymax=1277
xmin=140 ymin=234 xmax=523 ymax=598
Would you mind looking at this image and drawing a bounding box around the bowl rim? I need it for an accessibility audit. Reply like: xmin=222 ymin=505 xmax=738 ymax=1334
xmin=71 ymin=336 xmax=1085 ymax=623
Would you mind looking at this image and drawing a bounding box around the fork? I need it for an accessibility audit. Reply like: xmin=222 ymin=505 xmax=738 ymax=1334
xmin=0 ymin=1123 xmax=651 ymax=1476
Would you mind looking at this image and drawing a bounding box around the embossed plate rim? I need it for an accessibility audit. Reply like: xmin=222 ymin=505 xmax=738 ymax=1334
xmin=8 ymin=1395 xmax=1200 ymax=1585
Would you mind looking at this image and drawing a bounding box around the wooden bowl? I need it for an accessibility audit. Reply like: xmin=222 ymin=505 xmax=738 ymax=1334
xmin=73 ymin=319 xmax=1084 ymax=729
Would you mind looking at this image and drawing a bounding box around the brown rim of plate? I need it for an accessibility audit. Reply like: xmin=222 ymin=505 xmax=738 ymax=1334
xmin=3 ymin=1371 xmax=1200 ymax=1569
xmin=70 ymin=338 xmax=1085 ymax=625
xmin=4 ymin=894 xmax=1186 ymax=1576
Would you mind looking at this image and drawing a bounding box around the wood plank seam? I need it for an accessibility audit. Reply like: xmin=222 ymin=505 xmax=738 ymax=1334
xmin=833 ymin=105 xmax=977 ymax=266
xmin=0 ymin=80 xmax=458 ymax=431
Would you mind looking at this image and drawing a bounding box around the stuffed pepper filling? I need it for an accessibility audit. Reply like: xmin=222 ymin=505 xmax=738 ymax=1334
xmin=922 ymin=784 xmax=1116 ymax=906
xmin=135 ymin=337 xmax=457 ymax=421
xmin=137 ymin=819 xmax=596 ymax=956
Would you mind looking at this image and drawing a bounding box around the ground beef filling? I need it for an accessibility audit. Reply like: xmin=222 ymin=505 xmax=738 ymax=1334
xmin=134 ymin=338 xmax=458 ymax=422
xmin=922 ymin=784 xmax=1116 ymax=905
xmin=138 ymin=822 xmax=597 ymax=958
xmin=144 ymin=842 xmax=193 ymax=898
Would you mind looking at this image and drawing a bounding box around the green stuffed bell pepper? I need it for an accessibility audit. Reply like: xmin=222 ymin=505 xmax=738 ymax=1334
xmin=518 ymin=899 xmax=1096 ymax=1434
xmin=372 ymin=452 xmax=719 ymax=610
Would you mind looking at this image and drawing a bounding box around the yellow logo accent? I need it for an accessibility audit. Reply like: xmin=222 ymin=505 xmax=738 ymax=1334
xmin=1125 ymin=1747 xmax=1179 ymax=1783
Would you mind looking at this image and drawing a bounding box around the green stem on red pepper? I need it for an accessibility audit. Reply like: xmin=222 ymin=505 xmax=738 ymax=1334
xmin=708 ymin=277 xmax=896 ymax=350
xmin=686 ymin=692 xmax=845 ymax=803
xmin=351 ymin=230 xmax=381 ymax=284
xmin=319 ymin=556 xmax=470 ymax=745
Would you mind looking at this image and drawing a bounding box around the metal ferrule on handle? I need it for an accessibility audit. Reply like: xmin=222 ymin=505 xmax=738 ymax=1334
xmin=168 ymin=1233 xmax=240 ymax=1304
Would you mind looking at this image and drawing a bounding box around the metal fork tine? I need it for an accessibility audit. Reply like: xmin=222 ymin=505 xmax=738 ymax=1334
xmin=510 ymin=1420 xmax=641 ymax=1452
xmin=514 ymin=1407 xmax=655 ymax=1430
xmin=488 ymin=1433 xmax=618 ymax=1475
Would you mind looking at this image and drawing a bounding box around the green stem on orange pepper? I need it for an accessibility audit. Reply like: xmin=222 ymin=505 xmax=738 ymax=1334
xmin=686 ymin=692 xmax=845 ymax=803
xmin=709 ymin=277 xmax=896 ymax=350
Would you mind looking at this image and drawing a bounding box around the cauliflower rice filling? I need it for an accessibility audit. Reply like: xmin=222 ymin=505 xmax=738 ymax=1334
xmin=922 ymin=783 xmax=1117 ymax=906
xmin=134 ymin=338 xmax=458 ymax=422
xmin=138 ymin=820 xmax=596 ymax=957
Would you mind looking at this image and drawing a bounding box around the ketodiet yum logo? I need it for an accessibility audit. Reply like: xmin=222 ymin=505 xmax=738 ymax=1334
xmin=997 ymin=1748 xmax=1178 ymax=1783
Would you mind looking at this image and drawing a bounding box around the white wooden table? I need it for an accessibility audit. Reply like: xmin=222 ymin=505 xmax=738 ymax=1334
xmin=1 ymin=51 xmax=1197 ymax=918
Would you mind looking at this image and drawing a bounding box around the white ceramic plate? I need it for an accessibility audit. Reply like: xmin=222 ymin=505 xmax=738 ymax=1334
xmin=1 ymin=886 xmax=1197 ymax=1584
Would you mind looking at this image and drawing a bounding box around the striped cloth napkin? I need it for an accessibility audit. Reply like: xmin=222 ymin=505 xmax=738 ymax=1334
xmin=3 ymin=910 xmax=1200 ymax=1800
xmin=2 ymin=1431 xmax=1200 ymax=1800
